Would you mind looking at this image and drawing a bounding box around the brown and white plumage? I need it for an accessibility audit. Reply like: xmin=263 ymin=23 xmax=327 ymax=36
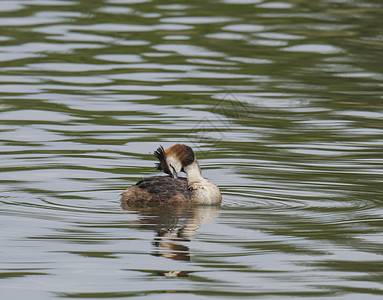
xmin=120 ymin=144 xmax=222 ymax=205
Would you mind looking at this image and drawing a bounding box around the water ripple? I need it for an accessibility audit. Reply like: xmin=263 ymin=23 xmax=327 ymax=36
xmin=1 ymin=0 xmax=383 ymax=298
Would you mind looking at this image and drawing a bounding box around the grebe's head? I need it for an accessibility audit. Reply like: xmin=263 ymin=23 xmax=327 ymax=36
xmin=154 ymin=144 xmax=195 ymax=178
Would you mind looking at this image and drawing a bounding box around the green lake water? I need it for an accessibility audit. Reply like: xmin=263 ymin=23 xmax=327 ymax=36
xmin=1 ymin=0 xmax=383 ymax=299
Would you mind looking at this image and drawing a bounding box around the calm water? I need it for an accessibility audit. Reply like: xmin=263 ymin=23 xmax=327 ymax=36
xmin=1 ymin=0 xmax=383 ymax=299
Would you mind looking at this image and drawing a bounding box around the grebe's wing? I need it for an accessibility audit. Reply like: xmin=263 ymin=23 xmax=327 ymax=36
xmin=121 ymin=176 xmax=192 ymax=203
xmin=135 ymin=176 xmax=188 ymax=194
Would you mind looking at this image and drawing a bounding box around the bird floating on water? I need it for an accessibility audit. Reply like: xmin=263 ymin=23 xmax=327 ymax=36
xmin=120 ymin=144 xmax=222 ymax=205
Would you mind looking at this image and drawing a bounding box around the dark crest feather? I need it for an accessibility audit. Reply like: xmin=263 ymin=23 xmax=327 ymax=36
xmin=181 ymin=145 xmax=195 ymax=167
xmin=154 ymin=145 xmax=171 ymax=175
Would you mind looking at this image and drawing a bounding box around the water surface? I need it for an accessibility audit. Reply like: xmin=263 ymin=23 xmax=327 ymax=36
xmin=1 ymin=0 xmax=383 ymax=299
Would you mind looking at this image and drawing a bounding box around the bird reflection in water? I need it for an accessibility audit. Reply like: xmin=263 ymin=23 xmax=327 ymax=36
xmin=121 ymin=202 xmax=220 ymax=277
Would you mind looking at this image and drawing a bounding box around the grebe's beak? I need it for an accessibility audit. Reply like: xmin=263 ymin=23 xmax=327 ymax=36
xmin=170 ymin=166 xmax=178 ymax=179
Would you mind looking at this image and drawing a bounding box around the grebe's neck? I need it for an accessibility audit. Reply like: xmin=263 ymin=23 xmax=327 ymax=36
xmin=183 ymin=158 xmax=222 ymax=204
xmin=184 ymin=160 xmax=203 ymax=182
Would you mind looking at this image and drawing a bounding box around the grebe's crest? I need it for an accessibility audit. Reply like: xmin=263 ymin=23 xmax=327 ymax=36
xmin=154 ymin=146 xmax=171 ymax=175
xmin=166 ymin=144 xmax=195 ymax=169
xmin=154 ymin=144 xmax=195 ymax=176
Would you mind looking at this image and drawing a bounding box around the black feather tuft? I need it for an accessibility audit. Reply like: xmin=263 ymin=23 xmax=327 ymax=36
xmin=181 ymin=145 xmax=195 ymax=167
xmin=154 ymin=145 xmax=171 ymax=175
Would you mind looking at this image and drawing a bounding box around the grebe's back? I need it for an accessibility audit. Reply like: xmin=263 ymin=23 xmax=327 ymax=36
xmin=121 ymin=176 xmax=192 ymax=204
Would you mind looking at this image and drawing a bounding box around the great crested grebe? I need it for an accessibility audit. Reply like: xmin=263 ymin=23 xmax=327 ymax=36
xmin=120 ymin=144 xmax=222 ymax=205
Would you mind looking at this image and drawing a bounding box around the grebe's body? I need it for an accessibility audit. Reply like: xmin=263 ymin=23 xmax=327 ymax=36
xmin=121 ymin=176 xmax=191 ymax=203
xmin=120 ymin=144 xmax=222 ymax=205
